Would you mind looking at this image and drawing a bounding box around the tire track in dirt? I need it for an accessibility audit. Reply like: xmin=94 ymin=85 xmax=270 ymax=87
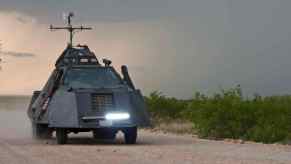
xmin=0 ymin=130 xmax=290 ymax=164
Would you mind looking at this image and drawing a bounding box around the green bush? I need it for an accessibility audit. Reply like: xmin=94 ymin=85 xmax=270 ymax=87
xmin=145 ymin=86 xmax=291 ymax=143
xmin=245 ymin=96 xmax=291 ymax=143
xmin=145 ymin=91 xmax=188 ymax=120
xmin=187 ymin=86 xmax=251 ymax=139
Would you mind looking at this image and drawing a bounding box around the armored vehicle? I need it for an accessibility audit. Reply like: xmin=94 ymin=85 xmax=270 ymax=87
xmin=27 ymin=13 xmax=150 ymax=144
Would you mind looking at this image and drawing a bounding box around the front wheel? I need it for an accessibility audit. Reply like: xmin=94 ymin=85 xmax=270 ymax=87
xmin=56 ymin=128 xmax=67 ymax=144
xmin=123 ymin=127 xmax=137 ymax=144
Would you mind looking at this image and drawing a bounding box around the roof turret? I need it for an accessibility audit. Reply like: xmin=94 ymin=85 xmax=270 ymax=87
xmin=55 ymin=44 xmax=100 ymax=67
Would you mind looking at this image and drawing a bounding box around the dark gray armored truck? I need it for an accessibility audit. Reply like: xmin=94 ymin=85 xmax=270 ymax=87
xmin=27 ymin=45 xmax=150 ymax=144
xmin=27 ymin=13 xmax=150 ymax=144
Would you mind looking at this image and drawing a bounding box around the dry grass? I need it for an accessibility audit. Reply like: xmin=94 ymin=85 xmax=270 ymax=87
xmin=150 ymin=119 xmax=194 ymax=135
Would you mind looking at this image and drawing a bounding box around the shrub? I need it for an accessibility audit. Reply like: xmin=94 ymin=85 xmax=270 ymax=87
xmin=145 ymin=91 xmax=188 ymax=120
xmin=145 ymin=86 xmax=291 ymax=143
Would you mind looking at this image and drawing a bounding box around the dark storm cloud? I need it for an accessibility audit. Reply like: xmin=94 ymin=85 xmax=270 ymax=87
xmin=15 ymin=15 xmax=31 ymax=24
xmin=1 ymin=51 xmax=35 ymax=58
xmin=1 ymin=0 xmax=291 ymax=98
xmin=0 ymin=0 xmax=196 ymax=22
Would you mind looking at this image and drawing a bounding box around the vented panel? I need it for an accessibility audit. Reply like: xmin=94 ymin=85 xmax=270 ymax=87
xmin=91 ymin=94 xmax=113 ymax=115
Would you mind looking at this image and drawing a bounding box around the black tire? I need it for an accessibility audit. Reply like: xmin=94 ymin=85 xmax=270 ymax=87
xmin=32 ymin=122 xmax=52 ymax=139
xmin=123 ymin=127 xmax=137 ymax=144
xmin=92 ymin=129 xmax=116 ymax=140
xmin=56 ymin=128 xmax=67 ymax=144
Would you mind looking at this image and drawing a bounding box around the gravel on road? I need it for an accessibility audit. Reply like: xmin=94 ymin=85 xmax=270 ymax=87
xmin=0 ymin=129 xmax=291 ymax=164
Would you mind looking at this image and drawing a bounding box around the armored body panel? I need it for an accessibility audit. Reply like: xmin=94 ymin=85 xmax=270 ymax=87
xmin=27 ymin=45 xmax=150 ymax=144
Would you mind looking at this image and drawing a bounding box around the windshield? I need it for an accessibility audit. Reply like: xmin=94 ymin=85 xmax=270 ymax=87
xmin=63 ymin=67 xmax=122 ymax=88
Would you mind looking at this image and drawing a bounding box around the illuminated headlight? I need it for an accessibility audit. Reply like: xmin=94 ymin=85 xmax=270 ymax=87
xmin=105 ymin=113 xmax=130 ymax=120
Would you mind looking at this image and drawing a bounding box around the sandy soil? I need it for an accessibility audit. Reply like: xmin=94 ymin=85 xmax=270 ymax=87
xmin=0 ymin=129 xmax=290 ymax=164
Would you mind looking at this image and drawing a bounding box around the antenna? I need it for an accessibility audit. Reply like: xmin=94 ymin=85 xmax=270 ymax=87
xmin=49 ymin=12 xmax=92 ymax=47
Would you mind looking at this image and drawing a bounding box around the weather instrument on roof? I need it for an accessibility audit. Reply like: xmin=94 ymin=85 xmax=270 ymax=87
xmin=27 ymin=12 xmax=150 ymax=144
xmin=49 ymin=12 xmax=92 ymax=47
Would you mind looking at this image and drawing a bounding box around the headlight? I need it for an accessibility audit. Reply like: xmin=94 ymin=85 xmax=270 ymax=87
xmin=105 ymin=113 xmax=130 ymax=120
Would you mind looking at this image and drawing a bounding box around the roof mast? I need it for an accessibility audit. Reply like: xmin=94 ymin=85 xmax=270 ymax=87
xmin=49 ymin=12 xmax=92 ymax=47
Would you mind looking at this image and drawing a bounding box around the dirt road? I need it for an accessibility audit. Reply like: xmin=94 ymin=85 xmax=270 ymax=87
xmin=0 ymin=129 xmax=290 ymax=164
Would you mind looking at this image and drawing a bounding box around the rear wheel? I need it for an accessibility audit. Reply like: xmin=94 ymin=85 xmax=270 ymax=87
xmin=123 ymin=127 xmax=137 ymax=144
xmin=56 ymin=128 xmax=67 ymax=144
xmin=32 ymin=123 xmax=52 ymax=139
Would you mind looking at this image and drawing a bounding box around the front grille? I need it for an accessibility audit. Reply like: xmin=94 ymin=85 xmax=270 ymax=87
xmin=91 ymin=94 xmax=114 ymax=115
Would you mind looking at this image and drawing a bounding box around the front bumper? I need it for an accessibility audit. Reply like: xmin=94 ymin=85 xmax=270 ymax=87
xmin=78 ymin=116 xmax=135 ymax=128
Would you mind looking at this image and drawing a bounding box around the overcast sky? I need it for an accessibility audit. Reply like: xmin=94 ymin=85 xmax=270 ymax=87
xmin=0 ymin=0 xmax=291 ymax=98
